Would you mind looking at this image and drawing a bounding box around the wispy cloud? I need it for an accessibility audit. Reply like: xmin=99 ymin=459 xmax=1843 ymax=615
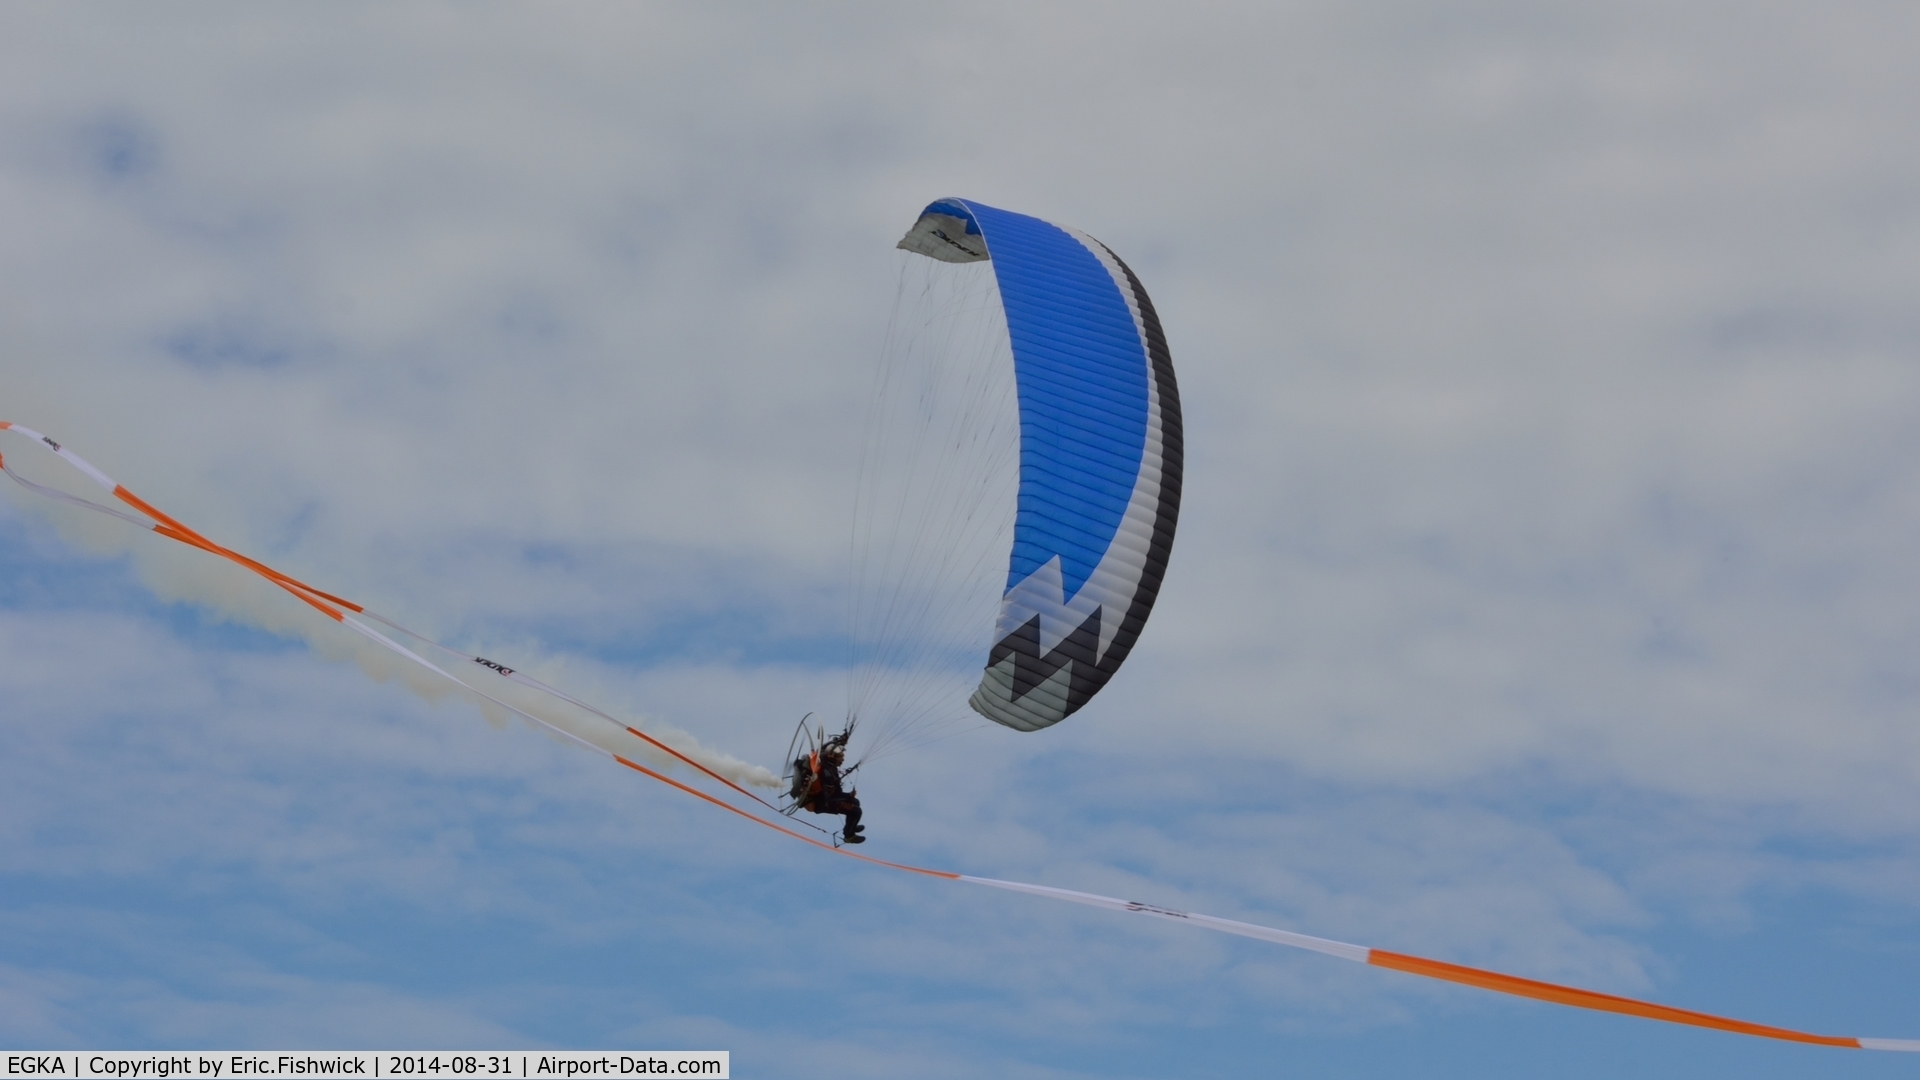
xmin=3 ymin=3 xmax=1919 ymax=1075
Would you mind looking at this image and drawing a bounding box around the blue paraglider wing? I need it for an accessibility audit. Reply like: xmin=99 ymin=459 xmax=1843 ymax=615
xmin=897 ymin=199 xmax=1183 ymax=731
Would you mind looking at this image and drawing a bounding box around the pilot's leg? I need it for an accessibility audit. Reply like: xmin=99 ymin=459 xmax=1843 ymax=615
xmin=838 ymin=798 xmax=865 ymax=842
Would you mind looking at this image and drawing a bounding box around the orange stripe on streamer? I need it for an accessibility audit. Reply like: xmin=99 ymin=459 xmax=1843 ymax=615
xmin=610 ymin=754 xmax=960 ymax=881
xmin=113 ymin=486 xmax=216 ymax=542
xmin=115 ymin=486 xmax=346 ymax=601
xmin=194 ymin=542 xmax=358 ymax=615
xmin=115 ymin=486 xmax=361 ymax=619
xmin=1367 ymin=950 xmax=1862 ymax=1048
xmin=146 ymin=522 xmax=345 ymax=621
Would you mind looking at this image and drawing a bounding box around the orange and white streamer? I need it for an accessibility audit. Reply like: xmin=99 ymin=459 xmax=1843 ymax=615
xmin=3 ymin=421 xmax=1914 ymax=1053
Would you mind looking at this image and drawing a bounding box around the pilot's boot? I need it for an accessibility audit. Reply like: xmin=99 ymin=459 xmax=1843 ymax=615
xmin=842 ymin=829 xmax=866 ymax=844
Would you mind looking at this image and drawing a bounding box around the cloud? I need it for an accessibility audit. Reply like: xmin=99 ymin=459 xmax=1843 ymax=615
xmin=4 ymin=3 xmax=1920 ymax=1073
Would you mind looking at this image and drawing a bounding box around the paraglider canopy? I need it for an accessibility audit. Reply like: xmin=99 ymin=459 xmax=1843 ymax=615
xmin=893 ymin=199 xmax=1183 ymax=732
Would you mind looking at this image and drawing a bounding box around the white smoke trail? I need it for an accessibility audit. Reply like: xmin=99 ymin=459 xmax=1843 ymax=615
xmin=0 ymin=428 xmax=783 ymax=790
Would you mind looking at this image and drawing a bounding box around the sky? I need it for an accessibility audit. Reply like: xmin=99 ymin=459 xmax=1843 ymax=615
xmin=2 ymin=3 xmax=1919 ymax=1076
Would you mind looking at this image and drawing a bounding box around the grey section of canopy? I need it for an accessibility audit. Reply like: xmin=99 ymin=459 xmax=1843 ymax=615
xmin=896 ymin=212 xmax=989 ymax=263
